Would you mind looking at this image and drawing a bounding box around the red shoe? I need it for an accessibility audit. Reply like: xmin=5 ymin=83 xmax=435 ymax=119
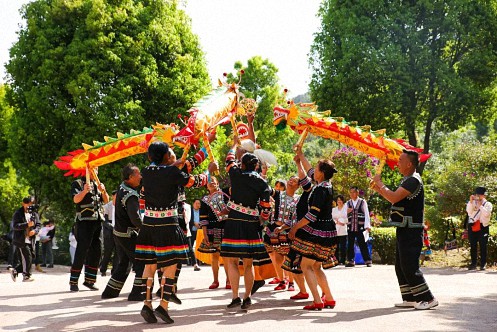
xmin=209 ymin=281 xmax=220 ymax=289
xmin=321 ymin=294 xmax=326 ymax=302
xmin=274 ymin=282 xmax=286 ymax=291
xmin=303 ymin=302 xmax=324 ymax=311
xmin=287 ymin=282 xmax=295 ymax=292
xmin=225 ymin=282 xmax=232 ymax=290
xmin=290 ymin=292 xmax=309 ymax=300
xmin=268 ymin=278 xmax=281 ymax=285
xmin=323 ymin=300 xmax=336 ymax=309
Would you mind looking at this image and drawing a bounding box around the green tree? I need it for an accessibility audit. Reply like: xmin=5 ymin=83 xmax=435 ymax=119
xmin=429 ymin=131 xmax=497 ymax=217
xmin=5 ymin=0 xmax=211 ymax=220
xmin=310 ymin=0 xmax=497 ymax=172
xmin=0 ymin=84 xmax=31 ymax=231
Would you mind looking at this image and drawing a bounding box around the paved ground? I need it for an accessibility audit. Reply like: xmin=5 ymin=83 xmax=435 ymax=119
xmin=0 ymin=263 xmax=495 ymax=332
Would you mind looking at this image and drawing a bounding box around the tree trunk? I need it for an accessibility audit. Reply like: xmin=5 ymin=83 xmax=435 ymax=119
xmin=418 ymin=115 xmax=435 ymax=175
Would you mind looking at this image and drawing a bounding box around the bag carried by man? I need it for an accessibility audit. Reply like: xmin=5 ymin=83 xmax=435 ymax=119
xmin=444 ymin=218 xmax=458 ymax=253
xmin=469 ymin=202 xmax=487 ymax=232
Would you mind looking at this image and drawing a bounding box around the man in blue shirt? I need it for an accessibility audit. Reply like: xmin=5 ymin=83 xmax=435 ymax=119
xmin=189 ymin=199 xmax=202 ymax=270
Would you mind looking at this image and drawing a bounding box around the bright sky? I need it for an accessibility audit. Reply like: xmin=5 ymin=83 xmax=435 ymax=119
xmin=0 ymin=0 xmax=321 ymax=97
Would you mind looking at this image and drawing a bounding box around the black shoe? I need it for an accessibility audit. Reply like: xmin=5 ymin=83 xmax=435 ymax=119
xmin=47 ymin=265 xmax=54 ymax=268
xmin=227 ymin=297 xmax=242 ymax=308
xmin=154 ymin=305 xmax=174 ymax=324
xmin=169 ymin=293 xmax=182 ymax=305
xmin=140 ymin=305 xmax=157 ymax=324
xmin=468 ymin=265 xmax=477 ymax=271
xmin=83 ymin=281 xmax=99 ymax=291
xmin=241 ymin=297 xmax=252 ymax=310
xmin=251 ymin=280 xmax=265 ymax=295
xmin=70 ymin=284 xmax=79 ymax=292
xmin=101 ymin=291 xmax=119 ymax=299
xmin=480 ymin=266 xmax=486 ymax=271
xmin=101 ymin=272 xmax=107 ymax=277
xmin=128 ymin=292 xmax=145 ymax=301
xmin=345 ymin=262 xmax=355 ymax=267
xmin=40 ymin=264 xmax=47 ymax=267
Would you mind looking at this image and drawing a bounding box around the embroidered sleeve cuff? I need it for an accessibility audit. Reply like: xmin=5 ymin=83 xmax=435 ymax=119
xmin=185 ymin=174 xmax=208 ymax=188
xmin=299 ymin=176 xmax=311 ymax=188
xmin=304 ymin=212 xmax=317 ymax=223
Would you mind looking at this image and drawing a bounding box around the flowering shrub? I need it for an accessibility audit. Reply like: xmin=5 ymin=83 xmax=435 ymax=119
xmin=431 ymin=137 xmax=497 ymax=217
xmin=327 ymin=146 xmax=378 ymax=199
xmin=325 ymin=146 xmax=401 ymax=218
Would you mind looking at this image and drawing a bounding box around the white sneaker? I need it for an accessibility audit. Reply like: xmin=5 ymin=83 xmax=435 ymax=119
xmin=394 ymin=301 xmax=416 ymax=308
xmin=414 ymin=299 xmax=439 ymax=310
xmin=23 ymin=275 xmax=35 ymax=282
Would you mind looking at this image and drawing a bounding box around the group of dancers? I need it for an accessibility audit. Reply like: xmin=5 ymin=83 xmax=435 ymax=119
xmin=126 ymin=135 xmax=341 ymax=324
xmin=68 ymin=125 xmax=438 ymax=325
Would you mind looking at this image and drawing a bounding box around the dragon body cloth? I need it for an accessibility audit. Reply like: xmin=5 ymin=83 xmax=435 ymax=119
xmin=273 ymin=102 xmax=431 ymax=170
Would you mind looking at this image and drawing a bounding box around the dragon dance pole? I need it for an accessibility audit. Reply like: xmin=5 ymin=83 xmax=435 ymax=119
xmin=85 ymin=164 xmax=91 ymax=186
xmin=294 ymin=128 xmax=309 ymax=151
xmin=89 ymin=166 xmax=109 ymax=203
xmin=180 ymin=143 xmax=191 ymax=163
xmin=229 ymin=113 xmax=240 ymax=145
xmin=370 ymin=157 xmax=386 ymax=189
xmin=202 ymin=133 xmax=218 ymax=175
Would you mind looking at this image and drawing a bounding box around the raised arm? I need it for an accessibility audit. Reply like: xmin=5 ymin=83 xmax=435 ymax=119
xmin=295 ymin=145 xmax=312 ymax=173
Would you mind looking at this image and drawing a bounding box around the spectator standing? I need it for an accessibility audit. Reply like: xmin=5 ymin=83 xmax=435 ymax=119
xmin=332 ymin=195 xmax=348 ymax=265
xmin=466 ymin=187 xmax=493 ymax=271
xmin=345 ymin=187 xmax=372 ymax=267
xmin=40 ymin=219 xmax=56 ymax=268
xmin=189 ymin=199 xmax=202 ymax=271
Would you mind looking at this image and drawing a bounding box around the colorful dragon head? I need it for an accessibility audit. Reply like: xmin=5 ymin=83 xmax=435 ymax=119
xmin=173 ymin=82 xmax=242 ymax=148
xmin=273 ymin=101 xmax=320 ymax=131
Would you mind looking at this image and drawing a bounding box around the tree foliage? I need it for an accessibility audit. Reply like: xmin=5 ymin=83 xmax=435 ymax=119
xmin=5 ymin=0 xmax=211 ymax=219
xmin=429 ymin=130 xmax=497 ymax=217
xmin=0 ymin=84 xmax=30 ymax=231
xmin=310 ymin=0 xmax=497 ymax=165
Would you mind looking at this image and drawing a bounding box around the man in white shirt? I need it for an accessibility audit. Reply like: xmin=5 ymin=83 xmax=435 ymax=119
xmin=466 ymin=186 xmax=493 ymax=271
xmin=345 ymin=186 xmax=372 ymax=267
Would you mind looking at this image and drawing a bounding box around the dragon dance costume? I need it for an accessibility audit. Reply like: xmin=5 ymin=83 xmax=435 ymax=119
xmin=283 ymin=169 xmax=337 ymax=272
xmin=263 ymin=189 xmax=299 ymax=255
xmin=135 ymin=156 xmax=207 ymax=269
xmin=198 ymin=188 xmax=230 ymax=254
xmin=220 ymin=149 xmax=271 ymax=259
xmin=102 ymin=181 xmax=144 ymax=300
xmin=69 ymin=178 xmax=105 ymax=289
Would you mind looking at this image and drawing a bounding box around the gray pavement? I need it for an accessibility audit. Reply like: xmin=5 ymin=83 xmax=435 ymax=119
xmin=0 ymin=263 xmax=495 ymax=332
